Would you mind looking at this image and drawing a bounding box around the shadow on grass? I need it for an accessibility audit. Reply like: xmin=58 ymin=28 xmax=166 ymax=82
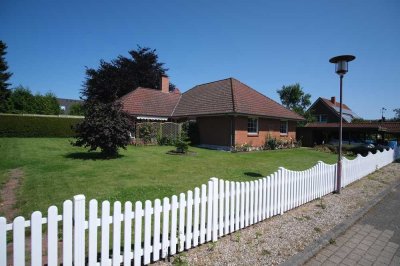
xmin=244 ymin=172 xmax=263 ymax=178
xmin=64 ymin=152 xmax=125 ymax=160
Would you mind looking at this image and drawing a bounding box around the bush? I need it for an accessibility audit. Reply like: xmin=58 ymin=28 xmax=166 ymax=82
xmin=175 ymin=139 xmax=189 ymax=153
xmin=0 ymin=114 xmax=82 ymax=137
xmin=138 ymin=123 xmax=153 ymax=144
xmin=157 ymin=136 xmax=176 ymax=146
xmin=267 ymin=138 xmax=277 ymax=150
xmin=72 ymin=102 xmax=133 ymax=156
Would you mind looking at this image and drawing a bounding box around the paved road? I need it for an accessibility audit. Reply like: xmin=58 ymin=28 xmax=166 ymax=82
xmin=305 ymin=185 xmax=400 ymax=266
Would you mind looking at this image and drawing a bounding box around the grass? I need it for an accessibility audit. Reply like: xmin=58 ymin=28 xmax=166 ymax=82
xmin=0 ymin=138 xmax=339 ymax=218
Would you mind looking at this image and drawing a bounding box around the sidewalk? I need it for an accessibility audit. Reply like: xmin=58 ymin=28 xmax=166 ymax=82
xmin=305 ymin=185 xmax=400 ymax=266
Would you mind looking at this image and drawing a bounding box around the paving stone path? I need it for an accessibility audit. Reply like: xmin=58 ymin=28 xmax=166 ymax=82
xmin=305 ymin=185 xmax=400 ymax=266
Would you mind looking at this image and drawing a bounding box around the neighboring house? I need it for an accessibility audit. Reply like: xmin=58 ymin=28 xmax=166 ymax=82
xmin=298 ymin=97 xmax=400 ymax=146
xmin=308 ymin=96 xmax=359 ymax=123
xmin=120 ymin=76 xmax=304 ymax=149
xmin=57 ymin=98 xmax=83 ymax=114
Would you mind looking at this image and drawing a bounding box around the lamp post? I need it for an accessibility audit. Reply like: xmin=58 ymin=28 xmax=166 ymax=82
xmin=329 ymin=55 xmax=355 ymax=194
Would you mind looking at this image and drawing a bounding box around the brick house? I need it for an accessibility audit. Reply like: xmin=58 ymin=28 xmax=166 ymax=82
xmin=120 ymin=76 xmax=304 ymax=150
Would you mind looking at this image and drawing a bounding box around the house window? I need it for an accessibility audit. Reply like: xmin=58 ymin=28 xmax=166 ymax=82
xmin=247 ymin=118 xmax=258 ymax=134
xmin=315 ymin=114 xmax=328 ymax=123
xmin=280 ymin=121 xmax=288 ymax=135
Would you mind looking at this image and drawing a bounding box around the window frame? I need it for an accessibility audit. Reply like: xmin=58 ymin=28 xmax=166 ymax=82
xmin=280 ymin=120 xmax=288 ymax=136
xmin=247 ymin=117 xmax=259 ymax=135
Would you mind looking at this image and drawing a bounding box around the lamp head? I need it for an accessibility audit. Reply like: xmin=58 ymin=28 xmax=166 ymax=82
xmin=329 ymin=55 xmax=356 ymax=76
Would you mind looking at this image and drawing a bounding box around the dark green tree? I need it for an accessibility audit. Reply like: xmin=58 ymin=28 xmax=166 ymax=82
xmin=68 ymin=103 xmax=84 ymax=116
xmin=72 ymin=101 xmax=133 ymax=157
xmin=277 ymin=83 xmax=314 ymax=124
xmin=9 ymin=86 xmax=35 ymax=114
xmin=277 ymin=83 xmax=311 ymax=112
xmin=82 ymin=46 xmax=173 ymax=104
xmin=0 ymin=41 xmax=13 ymax=112
xmin=34 ymin=92 xmax=60 ymax=115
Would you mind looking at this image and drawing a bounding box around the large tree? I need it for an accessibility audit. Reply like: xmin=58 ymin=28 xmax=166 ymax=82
xmin=82 ymin=46 xmax=173 ymax=104
xmin=0 ymin=41 xmax=13 ymax=112
xmin=277 ymin=83 xmax=314 ymax=124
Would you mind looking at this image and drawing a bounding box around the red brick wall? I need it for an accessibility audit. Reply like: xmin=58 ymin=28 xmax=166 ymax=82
xmin=234 ymin=116 xmax=296 ymax=147
xmin=197 ymin=116 xmax=232 ymax=147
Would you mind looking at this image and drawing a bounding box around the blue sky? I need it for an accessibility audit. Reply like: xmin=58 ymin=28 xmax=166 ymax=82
xmin=1 ymin=0 xmax=399 ymax=119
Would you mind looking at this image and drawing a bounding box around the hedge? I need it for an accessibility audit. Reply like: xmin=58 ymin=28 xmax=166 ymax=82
xmin=0 ymin=114 xmax=83 ymax=137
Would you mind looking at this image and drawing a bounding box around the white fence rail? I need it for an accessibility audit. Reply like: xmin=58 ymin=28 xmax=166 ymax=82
xmin=1 ymin=147 xmax=399 ymax=265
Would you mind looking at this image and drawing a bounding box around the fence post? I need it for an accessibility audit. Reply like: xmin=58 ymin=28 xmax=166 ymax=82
xmin=73 ymin=195 xmax=86 ymax=266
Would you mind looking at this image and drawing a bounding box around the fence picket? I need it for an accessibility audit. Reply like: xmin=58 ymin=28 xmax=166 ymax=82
xmin=245 ymin=182 xmax=250 ymax=226
xmin=250 ymin=181 xmax=255 ymax=224
xmin=240 ymin=182 xmax=245 ymax=228
xmin=235 ymin=182 xmax=240 ymax=230
xmin=230 ymin=182 xmax=235 ymax=233
xmin=206 ymin=180 xmax=213 ymax=241
xmin=170 ymin=195 xmax=178 ymax=254
xmin=253 ymin=180 xmax=258 ymax=223
xmin=153 ymin=199 xmax=161 ymax=260
xmin=13 ymin=217 xmax=25 ymax=265
xmin=258 ymin=179 xmax=263 ymax=221
xmin=48 ymin=206 xmax=58 ymax=266
xmin=199 ymin=186 xmax=206 ymax=244
xmin=73 ymin=195 xmax=85 ymax=266
xmin=193 ymin=187 xmax=200 ymax=246
xmin=31 ymin=211 xmax=42 ymax=266
xmin=143 ymin=200 xmax=152 ymax=264
xmin=212 ymin=178 xmax=218 ymax=241
xmin=219 ymin=180 xmax=224 ymax=237
xmin=113 ymin=201 xmax=122 ymax=265
xmin=101 ymin=201 xmax=111 ymax=266
xmin=0 ymin=217 xmax=6 ymax=266
xmin=88 ymin=200 xmax=98 ymax=266
xmin=178 ymin=193 xmax=186 ymax=250
xmin=124 ymin=201 xmax=133 ymax=266
xmin=162 ymin=197 xmax=171 ymax=257
xmin=63 ymin=200 xmax=73 ymax=266
xmin=134 ymin=201 xmax=143 ymax=266
xmin=225 ymin=181 xmax=230 ymax=235
xmin=185 ymin=191 xmax=193 ymax=249
xmin=266 ymin=176 xmax=271 ymax=218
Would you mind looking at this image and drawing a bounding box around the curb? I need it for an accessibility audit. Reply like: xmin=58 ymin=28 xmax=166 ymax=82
xmin=280 ymin=178 xmax=400 ymax=266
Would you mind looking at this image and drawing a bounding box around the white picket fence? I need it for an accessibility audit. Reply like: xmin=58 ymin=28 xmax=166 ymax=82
xmin=1 ymin=147 xmax=399 ymax=266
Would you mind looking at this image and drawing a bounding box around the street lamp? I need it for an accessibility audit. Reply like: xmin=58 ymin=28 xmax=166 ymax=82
xmin=329 ymin=55 xmax=356 ymax=193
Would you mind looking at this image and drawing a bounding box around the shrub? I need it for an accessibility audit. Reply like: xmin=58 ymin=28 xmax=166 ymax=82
xmin=267 ymin=138 xmax=277 ymax=150
xmin=138 ymin=123 xmax=153 ymax=144
xmin=0 ymin=114 xmax=82 ymax=137
xmin=72 ymin=102 xmax=133 ymax=156
xmin=175 ymin=139 xmax=189 ymax=153
xmin=157 ymin=136 xmax=175 ymax=146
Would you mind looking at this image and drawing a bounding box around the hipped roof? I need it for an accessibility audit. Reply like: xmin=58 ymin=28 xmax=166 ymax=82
xmin=120 ymin=77 xmax=304 ymax=121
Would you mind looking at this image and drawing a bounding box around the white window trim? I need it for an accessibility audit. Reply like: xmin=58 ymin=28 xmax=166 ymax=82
xmin=247 ymin=117 xmax=259 ymax=135
xmin=280 ymin=120 xmax=288 ymax=136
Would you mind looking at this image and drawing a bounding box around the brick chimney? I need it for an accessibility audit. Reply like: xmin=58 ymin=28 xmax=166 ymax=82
xmin=331 ymin=96 xmax=336 ymax=105
xmin=160 ymin=75 xmax=169 ymax=93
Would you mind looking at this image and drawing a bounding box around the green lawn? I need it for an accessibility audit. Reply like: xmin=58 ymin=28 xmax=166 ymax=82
xmin=0 ymin=138 xmax=338 ymax=218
